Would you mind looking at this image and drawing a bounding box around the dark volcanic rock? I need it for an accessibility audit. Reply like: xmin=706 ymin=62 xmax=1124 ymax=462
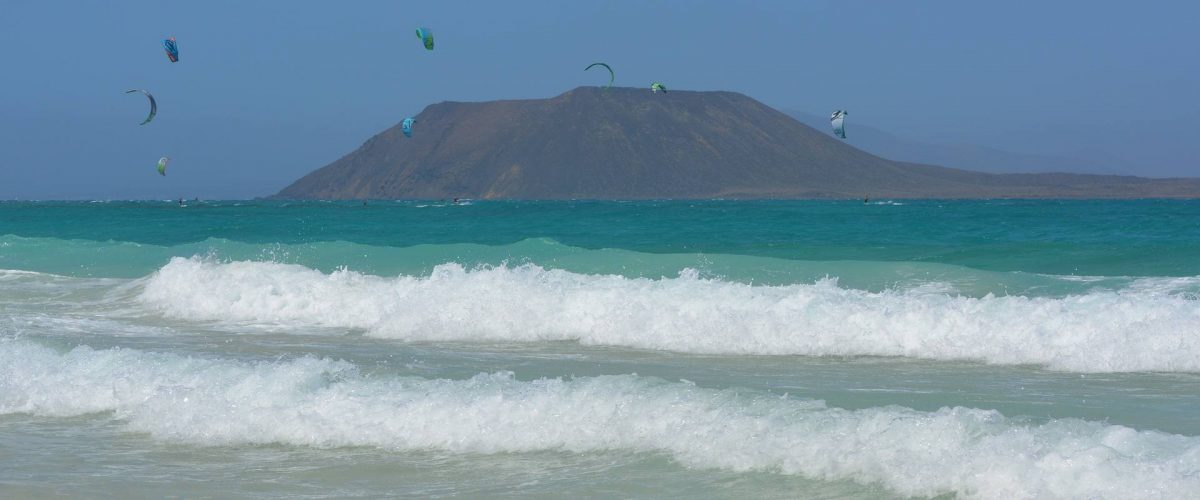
xmin=276 ymin=87 xmax=1200 ymax=199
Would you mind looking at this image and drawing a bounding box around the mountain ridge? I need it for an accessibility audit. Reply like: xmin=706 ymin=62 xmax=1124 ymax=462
xmin=275 ymin=87 xmax=1200 ymax=199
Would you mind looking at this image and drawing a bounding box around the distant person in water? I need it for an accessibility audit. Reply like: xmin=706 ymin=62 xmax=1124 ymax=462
xmin=453 ymin=197 xmax=460 ymax=204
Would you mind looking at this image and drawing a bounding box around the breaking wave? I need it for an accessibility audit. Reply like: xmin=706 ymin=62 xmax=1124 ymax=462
xmin=136 ymin=258 xmax=1200 ymax=372
xmin=2 ymin=339 xmax=1197 ymax=499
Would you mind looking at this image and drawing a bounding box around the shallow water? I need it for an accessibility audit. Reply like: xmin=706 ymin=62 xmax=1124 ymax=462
xmin=2 ymin=200 xmax=1198 ymax=498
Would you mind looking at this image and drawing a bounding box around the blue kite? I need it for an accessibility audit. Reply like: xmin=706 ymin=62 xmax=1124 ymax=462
xmin=163 ymin=37 xmax=179 ymax=62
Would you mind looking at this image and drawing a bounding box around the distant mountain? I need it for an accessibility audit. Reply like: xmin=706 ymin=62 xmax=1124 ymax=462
xmin=783 ymin=110 xmax=1124 ymax=175
xmin=276 ymin=87 xmax=1200 ymax=199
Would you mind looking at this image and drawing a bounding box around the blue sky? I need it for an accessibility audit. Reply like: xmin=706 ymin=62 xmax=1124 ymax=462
xmin=1 ymin=0 xmax=1196 ymax=198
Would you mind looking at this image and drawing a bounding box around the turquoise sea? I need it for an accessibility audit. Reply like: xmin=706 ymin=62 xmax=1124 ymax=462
xmin=2 ymin=199 xmax=1198 ymax=498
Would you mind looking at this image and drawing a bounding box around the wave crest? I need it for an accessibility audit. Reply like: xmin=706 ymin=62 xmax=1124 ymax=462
xmin=136 ymin=258 xmax=1200 ymax=372
xmin=3 ymin=340 xmax=1198 ymax=499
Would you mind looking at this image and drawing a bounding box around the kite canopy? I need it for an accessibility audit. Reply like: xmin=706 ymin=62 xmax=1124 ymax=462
xmin=830 ymin=110 xmax=847 ymax=139
xmin=163 ymin=37 xmax=179 ymax=63
xmin=585 ymin=63 xmax=614 ymax=90
xmin=415 ymin=28 xmax=434 ymax=50
xmin=125 ymin=89 xmax=157 ymax=125
xmin=651 ymin=82 xmax=667 ymax=93
xmin=402 ymin=117 xmax=416 ymax=138
xmin=156 ymin=157 xmax=169 ymax=176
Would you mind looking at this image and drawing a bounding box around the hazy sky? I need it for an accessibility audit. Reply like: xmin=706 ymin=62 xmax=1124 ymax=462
xmin=1 ymin=0 xmax=1196 ymax=199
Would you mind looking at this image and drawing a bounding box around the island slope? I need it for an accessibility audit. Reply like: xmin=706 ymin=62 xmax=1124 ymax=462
xmin=276 ymin=87 xmax=1200 ymax=199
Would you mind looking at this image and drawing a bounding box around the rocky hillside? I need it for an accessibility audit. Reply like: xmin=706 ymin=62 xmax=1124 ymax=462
xmin=276 ymin=87 xmax=1200 ymax=199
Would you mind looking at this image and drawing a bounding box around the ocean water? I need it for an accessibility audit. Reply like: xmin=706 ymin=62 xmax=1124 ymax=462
xmin=1 ymin=199 xmax=1198 ymax=499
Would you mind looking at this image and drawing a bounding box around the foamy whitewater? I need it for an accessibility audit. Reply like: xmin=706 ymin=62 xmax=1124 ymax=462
xmin=3 ymin=340 xmax=1198 ymax=499
xmin=2 ymin=200 xmax=1198 ymax=498
xmin=140 ymin=257 xmax=1200 ymax=373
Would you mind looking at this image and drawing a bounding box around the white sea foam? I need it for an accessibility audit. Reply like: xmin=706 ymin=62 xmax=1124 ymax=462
xmin=1 ymin=340 xmax=1196 ymax=499
xmin=0 ymin=268 xmax=55 ymax=280
xmin=1126 ymin=275 xmax=1200 ymax=297
xmin=136 ymin=258 xmax=1200 ymax=372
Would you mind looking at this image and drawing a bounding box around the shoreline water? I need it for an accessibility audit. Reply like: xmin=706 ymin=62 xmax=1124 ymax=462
xmin=2 ymin=200 xmax=1197 ymax=498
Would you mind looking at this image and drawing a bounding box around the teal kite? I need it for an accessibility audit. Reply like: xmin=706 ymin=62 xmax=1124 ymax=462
xmin=585 ymin=62 xmax=614 ymax=90
xmin=402 ymin=117 xmax=416 ymax=137
xmin=416 ymin=27 xmax=434 ymax=50
xmin=651 ymin=82 xmax=667 ymax=93
xmin=830 ymin=110 xmax=847 ymax=139
xmin=125 ymin=89 xmax=157 ymax=125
